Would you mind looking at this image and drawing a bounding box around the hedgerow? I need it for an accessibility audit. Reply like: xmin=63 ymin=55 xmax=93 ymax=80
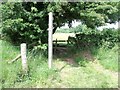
xmin=68 ymin=28 xmax=119 ymax=49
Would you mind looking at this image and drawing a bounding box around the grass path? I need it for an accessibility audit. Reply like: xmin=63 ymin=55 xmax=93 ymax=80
xmin=51 ymin=44 xmax=118 ymax=88
xmin=53 ymin=59 xmax=118 ymax=88
xmin=52 ymin=46 xmax=118 ymax=88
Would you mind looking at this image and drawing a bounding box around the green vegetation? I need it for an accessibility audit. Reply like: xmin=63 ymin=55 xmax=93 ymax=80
xmin=56 ymin=25 xmax=87 ymax=33
xmin=1 ymin=2 xmax=119 ymax=47
xmin=1 ymin=40 xmax=56 ymax=88
xmin=1 ymin=1 xmax=119 ymax=88
xmin=1 ymin=37 xmax=118 ymax=88
xmin=93 ymin=45 xmax=118 ymax=71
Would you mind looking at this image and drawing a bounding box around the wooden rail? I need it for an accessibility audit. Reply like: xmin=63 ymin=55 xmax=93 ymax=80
xmin=53 ymin=40 xmax=67 ymax=42
xmin=53 ymin=39 xmax=68 ymax=52
xmin=53 ymin=39 xmax=68 ymax=46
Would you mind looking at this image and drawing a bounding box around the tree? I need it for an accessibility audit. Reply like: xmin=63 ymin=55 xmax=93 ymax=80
xmin=1 ymin=2 xmax=119 ymax=46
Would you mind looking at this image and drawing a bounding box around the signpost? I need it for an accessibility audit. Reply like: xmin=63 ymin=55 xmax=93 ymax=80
xmin=48 ymin=12 xmax=53 ymax=69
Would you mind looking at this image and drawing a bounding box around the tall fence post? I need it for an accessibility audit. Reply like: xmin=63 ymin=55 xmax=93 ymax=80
xmin=48 ymin=12 xmax=53 ymax=69
xmin=21 ymin=43 xmax=28 ymax=73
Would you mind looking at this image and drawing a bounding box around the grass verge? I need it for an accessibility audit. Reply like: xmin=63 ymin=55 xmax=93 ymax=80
xmin=1 ymin=40 xmax=57 ymax=88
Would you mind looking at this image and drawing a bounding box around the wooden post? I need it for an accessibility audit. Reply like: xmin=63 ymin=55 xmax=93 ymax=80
xmin=55 ymin=39 xmax=57 ymax=46
xmin=55 ymin=39 xmax=57 ymax=52
xmin=48 ymin=12 xmax=53 ymax=69
xmin=21 ymin=43 xmax=28 ymax=73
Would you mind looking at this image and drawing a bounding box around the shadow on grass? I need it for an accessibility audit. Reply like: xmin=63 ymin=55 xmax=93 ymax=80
xmin=53 ymin=45 xmax=94 ymax=67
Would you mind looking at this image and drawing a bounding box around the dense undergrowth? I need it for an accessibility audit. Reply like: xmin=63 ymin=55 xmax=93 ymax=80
xmin=66 ymin=28 xmax=119 ymax=72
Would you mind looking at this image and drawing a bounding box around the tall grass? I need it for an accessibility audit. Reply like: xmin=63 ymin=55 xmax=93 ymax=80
xmin=1 ymin=40 xmax=57 ymax=88
xmin=91 ymin=44 xmax=118 ymax=71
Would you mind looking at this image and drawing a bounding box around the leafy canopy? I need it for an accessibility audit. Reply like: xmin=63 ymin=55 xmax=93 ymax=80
xmin=1 ymin=2 xmax=119 ymax=46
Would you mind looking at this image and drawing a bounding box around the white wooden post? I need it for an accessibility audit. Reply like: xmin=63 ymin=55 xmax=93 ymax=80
xmin=48 ymin=12 xmax=53 ymax=69
xmin=21 ymin=43 xmax=28 ymax=73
